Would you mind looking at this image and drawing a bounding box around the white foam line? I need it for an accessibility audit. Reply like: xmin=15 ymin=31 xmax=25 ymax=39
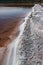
xmin=12 ymin=12 xmax=32 ymax=65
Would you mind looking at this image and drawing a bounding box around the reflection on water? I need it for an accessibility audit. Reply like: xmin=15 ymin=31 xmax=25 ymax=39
xmin=0 ymin=7 xmax=31 ymax=19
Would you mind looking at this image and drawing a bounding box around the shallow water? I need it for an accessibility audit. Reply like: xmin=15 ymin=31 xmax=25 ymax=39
xmin=0 ymin=7 xmax=31 ymax=19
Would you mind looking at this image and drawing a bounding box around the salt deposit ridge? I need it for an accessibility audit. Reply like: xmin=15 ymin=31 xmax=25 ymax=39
xmin=16 ymin=4 xmax=43 ymax=65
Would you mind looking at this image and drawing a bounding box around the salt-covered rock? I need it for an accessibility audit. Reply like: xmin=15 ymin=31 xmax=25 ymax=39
xmin=17 ymin=4 xmax=43 ymax=65
xmin=32 ymin=4 xmax=42 ymax=12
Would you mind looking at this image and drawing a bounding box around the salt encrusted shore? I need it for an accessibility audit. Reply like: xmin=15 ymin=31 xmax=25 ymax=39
xmin=17 ymin=4 xmax=43 ymax=65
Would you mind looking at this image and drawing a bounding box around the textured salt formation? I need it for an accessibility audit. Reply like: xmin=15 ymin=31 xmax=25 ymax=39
xmin=17 ymin=4 xmax=43 ymax=65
